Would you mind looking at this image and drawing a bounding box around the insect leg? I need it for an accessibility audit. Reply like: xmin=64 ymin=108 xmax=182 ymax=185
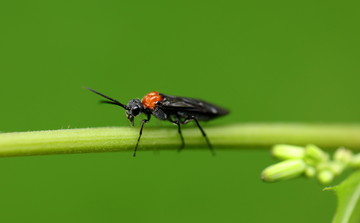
xmin=168 ymin=116 xmax=185 ymax=151
xmin=174 ymin=121 xmax=185 ymax=151
xmin=133 ymin=114 xmax=151 ymax=157
xmin=176 ymin=122 xmax=185 ymax=151
xmin=183 ymin=117 xmax=215 ymax=156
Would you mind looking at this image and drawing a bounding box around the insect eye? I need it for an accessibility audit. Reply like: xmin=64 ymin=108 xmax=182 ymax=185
xmin=132 ymin=107 xmax=140 ymax=115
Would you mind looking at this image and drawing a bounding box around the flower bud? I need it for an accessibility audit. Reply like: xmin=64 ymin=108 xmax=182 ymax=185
xmin=304 ymin=144 xmax=328 ymax=165
xmin=334 ymin=147 xmax=353 ymax=165
xmin=261 ymin=159 xmax=307 ymax=183
xmin=317 ymin=170 xmax=334 ymax=185
xmin=271 ymin=144 xmax=305 ymax=160
xmin=329 ymin=162 xmax=345 ymax=176
xmin=350 ymin=153 xmax=360 ymax=168
xmin=304 ymin=166 xmax=316 ymax=178
xmin=317 ymin=161 xmax=344 ymax=176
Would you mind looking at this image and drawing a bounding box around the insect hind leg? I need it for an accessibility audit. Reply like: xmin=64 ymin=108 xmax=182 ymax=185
xmin=182 ymin=117 xmax=215 ymax=156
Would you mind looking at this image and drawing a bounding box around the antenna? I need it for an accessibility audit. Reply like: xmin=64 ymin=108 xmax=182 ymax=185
xmin=84 ymin=87 xmax=128 ymax=110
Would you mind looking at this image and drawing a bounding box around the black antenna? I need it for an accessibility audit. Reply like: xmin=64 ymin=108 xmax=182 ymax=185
xmin=84 ymin=87 xmax=128 ymax=109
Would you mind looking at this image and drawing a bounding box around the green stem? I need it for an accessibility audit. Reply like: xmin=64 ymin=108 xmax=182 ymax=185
xmin=0 ymin=123 xmax=360 ymax=157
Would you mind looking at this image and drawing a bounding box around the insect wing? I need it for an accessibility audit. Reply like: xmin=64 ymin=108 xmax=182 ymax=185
xmin=159 ymin=94 xmax=228 ymax=115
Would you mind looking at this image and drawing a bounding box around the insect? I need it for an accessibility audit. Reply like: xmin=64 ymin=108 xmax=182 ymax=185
xmin=85 ymin=87 xmax=229 ymax=156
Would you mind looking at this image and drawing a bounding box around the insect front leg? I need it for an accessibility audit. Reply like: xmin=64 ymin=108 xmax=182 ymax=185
xmin=182 ymin=117 xmax=215 ymax=156
xmin=133 ymin=114 xmax=151 ymax=157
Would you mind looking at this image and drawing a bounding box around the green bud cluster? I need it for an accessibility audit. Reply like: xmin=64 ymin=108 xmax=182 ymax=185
xmin=261 ymin=144 xmax=358 ymax=185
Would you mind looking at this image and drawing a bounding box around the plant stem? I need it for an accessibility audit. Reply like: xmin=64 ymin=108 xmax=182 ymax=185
xmin=0 ymin=123 xmax=360 ymax=157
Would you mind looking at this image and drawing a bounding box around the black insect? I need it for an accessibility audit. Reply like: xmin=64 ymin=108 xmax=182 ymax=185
xmin=85 ymin=87 xmax=229 ymax=156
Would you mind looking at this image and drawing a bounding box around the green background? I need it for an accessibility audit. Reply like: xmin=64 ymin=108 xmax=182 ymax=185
xmin=1 ymin=0 xmax=359 ymax=222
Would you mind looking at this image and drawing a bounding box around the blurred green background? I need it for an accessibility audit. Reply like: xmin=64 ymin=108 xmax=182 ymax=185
xmin=1 ymin=0 xmax=359 ymax=222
